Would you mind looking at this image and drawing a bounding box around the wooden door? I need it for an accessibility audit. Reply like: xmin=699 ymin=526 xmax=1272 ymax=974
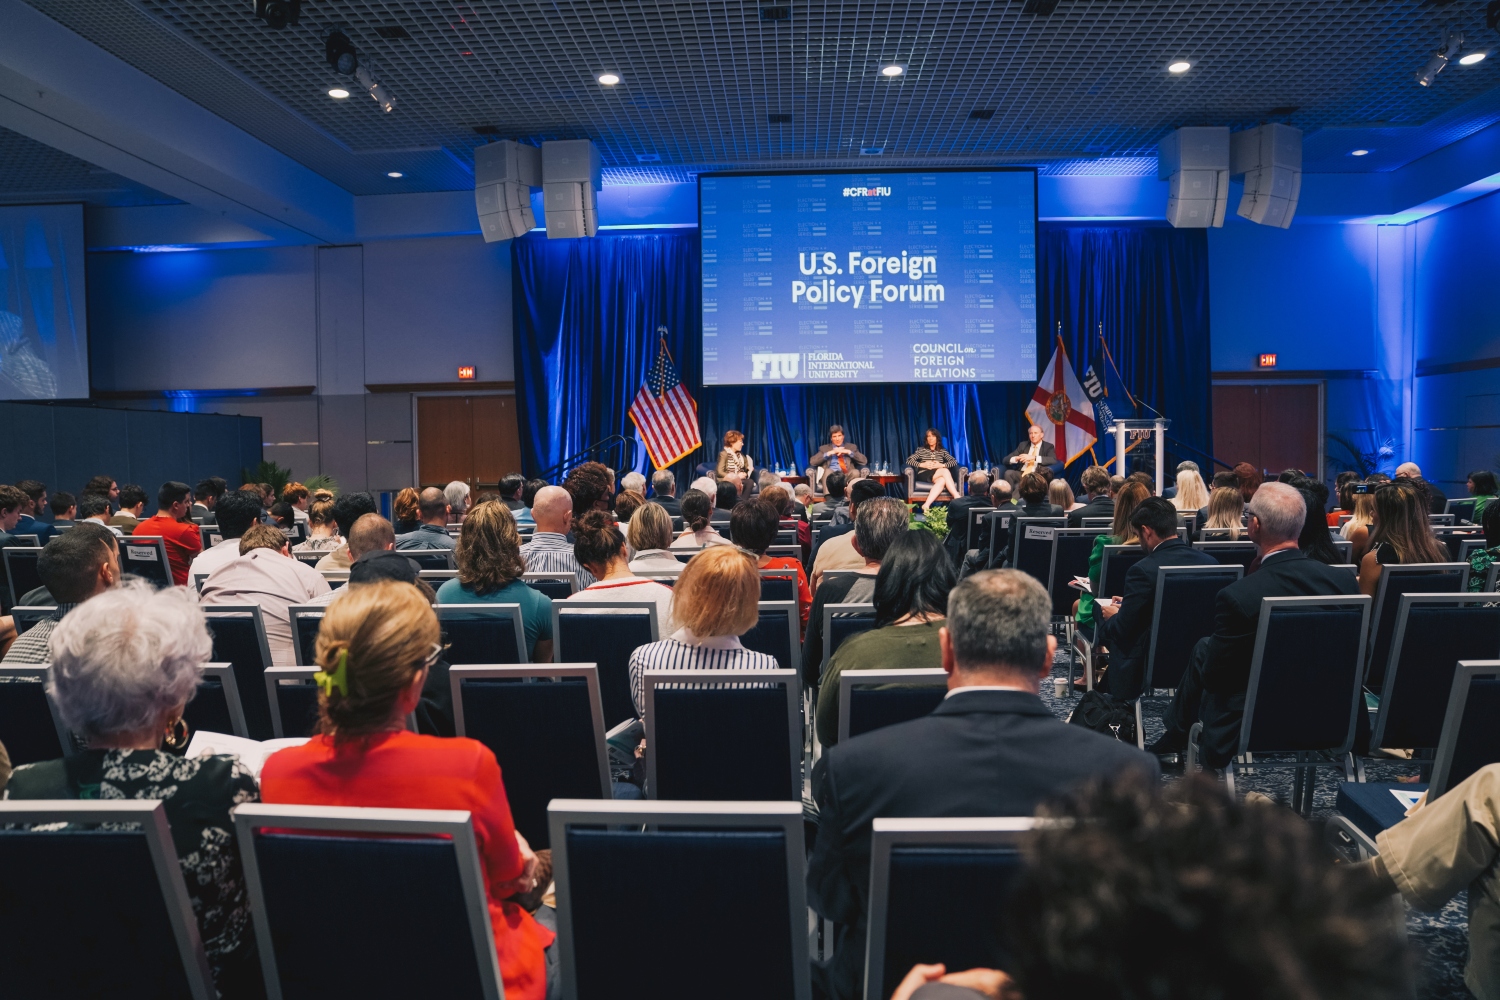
xmin=1212 ymin=383 xmax=1321 ymax=478
xmin=417 ymin=395 xmax=522 ymax=490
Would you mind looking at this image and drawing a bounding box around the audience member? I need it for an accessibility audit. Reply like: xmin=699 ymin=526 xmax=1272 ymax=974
xmin=0 ymin=484 xmax=27 ymax=549
xmin=759 ymin=483 xmax=811 ymax=554
xmin=2 ymin=524 xmax=120 ymax=663
xmin=191 ymin=478 xmax=224 ymax=523
xmin=1358 ymin=478 xmax=1448 ymax=597
xmin=81 ymin=474 xmax=119 ymax=511
xmin=259 ymin=580 xmax=554 ymax=1000
xmin=803 ymin=496 xmax=910 ymax=686
xmin=444 ymin=480 xmax=472 ymax=521
xmin=440 ymin=501 xmax=555 ymax=660
xmin=395 ymin=488 xmax=458 ymax=551
xmin=128 ymin=481 xmax=202 ymax=586
xmin=811 ymin=479 xmax=888 ymax=584
xmin=1154 ymin=483 xmax=1358 ymax=763
xmin=498 ymin=472 xmax=527 ymax=511
xmin=1233 ymin=461 xmax=1263 ymax=502
xmin=806 ymin=569 xmax=1158 ymax=1000
xmin=672 ymin=488 xmax=732 ymax=550
xmin=1470 ymin=470 xmax=1500 ymax=520
xmin=1047 ymin=477 xmax=1077 ymax=512
xmin=712 ymin=480 xmax=739 ymax=525
xmin=1077 ymin=480 xmax=1149 ymax=632
xmin=1292 ymin=479 xmax=1341 ymax=565
xmin=1202 ymin=485 xmax=1245 ymax=539
xmin=1126 ymin=470 xmax=1155 ymax=494
xmin=199 ymin=524 xmax=331 ymax=665
xmin=689 ymin=474 xmax=719 ymax=497
xmin=524 ymin=485 xmax=594 ymax=590
xmin=186 ymin=489 xmax=265 ymax=583
xmin=756 ymin=468 xmax=782 ymax=496
xmin=1168 ymin=468 xmax=1209 ymax=513
xmin=106 ymin=484 xmax=146 ymax=535
xmin=292 ymin=494 xmax=341 ymax=552
xmin=1017 ymin=472 xmax=1062 ymax=516
xmin=267 ymin=500 xmax=296 ymax=531
xmin=1109 ymin=473 xmax=1126 ymax=496
xmin=1161 ymin=459 xmax=1198 ymax=500
xmin=12 ymin=480 xmax=57 ymax=543
xmin=6 ymin=582 xmax=262 ymax=995
xmin=392 ymin=486 xmax=421 ymax=534
xmin=305 ymin=514 xmax=400 ymax=607
xmin=566 ymin=510 xmax=676 ymax=633
xmin=620 ymin=471 xmax=647 ymax=496
xmin=1396 ymin=461 xmax=1448 ymax=515
xmin=730 ymin=498 xmax=811 ymax=626
xmin=812 ymin=470 xmax=849 ymax=520
xmin=793 ymin=481 xmax=814 ymax=516
xmin=516 ymin=477 xmax=547 ymax=526
xmin=315 ymin=491 xmax=379 ymax=570
xmin=256 ymin=483 xmax=275 ymax=508
xmin=625 ymin=546 xmax=779 ymax=717
xmin=563 ymin=461 xmax=614 ymax=515
xmin=649 ymin=470 xmax=681 ymax=516
xmin=1094 ymin=497 xmax=1217 ymax=700
xmin=817 ymin=531 xmax=954 ymax=746
xmin=76 ymin=493 xmax=123 ymax=536
xmin=47 ymin=491 xmax=76 ymax=528
xmin=1468 ymin=500 xmax=1500 ymax=591
xmin=1066 ymin=465 xmax=1113 ymax=528
xmin=613 ymin=488 xmax=646 ymax=522
xmin=282 ymin=482 xmax=310 ymax=523
xmin=1331 ymin=471 xmax=1359 ymax=526
xmin=625 ymin=502 xmax=683 ymax=575
xmin=945 ymin=471 xmax=992 ymax=565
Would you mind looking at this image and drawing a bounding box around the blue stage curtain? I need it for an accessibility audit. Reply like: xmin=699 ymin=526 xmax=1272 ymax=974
xmin=512 ymin=223 xmax=1210 ymax=483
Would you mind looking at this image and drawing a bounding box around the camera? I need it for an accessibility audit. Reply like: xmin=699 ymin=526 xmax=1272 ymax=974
xmin=252 ymin=0 xmax=301 ymax=29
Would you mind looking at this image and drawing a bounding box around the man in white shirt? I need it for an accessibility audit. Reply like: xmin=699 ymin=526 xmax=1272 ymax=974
xmin=185 ymin=490 xmax=264 ymax=587
xmin=199 ymin=524 xmax=332 ymax=665
xmin=76 ymin=494 xmax=124 ymax=537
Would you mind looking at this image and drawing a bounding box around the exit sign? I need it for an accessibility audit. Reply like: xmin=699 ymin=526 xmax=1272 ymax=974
xmin=457 ymin=365 xmax=476 ymax=380
xmin=1258 ymin=353 xmax=1277 ymax=368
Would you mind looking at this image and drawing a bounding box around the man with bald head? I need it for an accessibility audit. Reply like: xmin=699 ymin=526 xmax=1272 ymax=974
xmin=395 ymin=487 xmax=456 ymax=550
xmin=1395 ymin=461 xmax=1448 ymax=515
xmin=523 ymin=484 xmax=593 ymax=589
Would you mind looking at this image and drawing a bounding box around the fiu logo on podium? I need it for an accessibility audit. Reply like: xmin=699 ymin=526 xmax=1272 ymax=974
xmin=751 ymin=353 xmax=800 ymax=380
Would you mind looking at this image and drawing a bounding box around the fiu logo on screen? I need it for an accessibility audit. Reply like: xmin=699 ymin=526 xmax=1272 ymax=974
xmin=751 ymin=353 xmax=800 ymax=380
xmin=841 ymin=186 xmax=891 ymax=198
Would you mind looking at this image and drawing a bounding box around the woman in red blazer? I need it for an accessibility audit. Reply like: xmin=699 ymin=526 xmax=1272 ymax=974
xmin=260 ymin=580 xmax=553 ymax=1000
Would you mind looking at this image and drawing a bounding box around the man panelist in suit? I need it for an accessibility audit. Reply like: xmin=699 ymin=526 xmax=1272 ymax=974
xmin=1095 ymin=496 xmax=1218 ymax=701
xmin=1002 ymin=423 xmax=1059 ymax=485
xmin=1152 ymin=481 xmax=1358 ymax=764
xmin=808 ymin=424 xmax=868 ymax=491
xmin=807 ymin=569 xmax=1158 ymax=1000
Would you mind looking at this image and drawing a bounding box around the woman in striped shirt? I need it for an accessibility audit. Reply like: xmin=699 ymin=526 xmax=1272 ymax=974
xmin=626 ymin=545 xmax=779 ymax=716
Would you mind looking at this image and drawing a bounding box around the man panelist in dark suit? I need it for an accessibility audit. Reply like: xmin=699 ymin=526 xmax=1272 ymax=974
xmin=1152 ymin=482 xmax=1359 ymax=764
xmin=1095 ymin=497 xmax=1218 ymax=701
xmin=807 ymin=569 xmax=1159 ymax=1000
xmin=1002 ymin=423 xmax=1058 ymax=485
xmin=808 ymin=424 xmax=868 ymax=491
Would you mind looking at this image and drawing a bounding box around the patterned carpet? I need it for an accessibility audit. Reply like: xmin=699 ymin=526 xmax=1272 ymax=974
xmin=1039 ymin=645 xmax=1472 ymax=1000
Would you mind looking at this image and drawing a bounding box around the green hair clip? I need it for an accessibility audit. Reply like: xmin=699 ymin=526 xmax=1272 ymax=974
xmin=314 ymin=649 xmax=349 ymax=698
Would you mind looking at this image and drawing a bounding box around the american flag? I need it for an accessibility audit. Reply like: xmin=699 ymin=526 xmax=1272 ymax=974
xmin=629 ymin=333 xmax=702 ymax=469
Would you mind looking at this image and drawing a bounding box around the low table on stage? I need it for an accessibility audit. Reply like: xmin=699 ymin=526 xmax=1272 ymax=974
xmin=776 ymin=475 xmax=809 ymax=488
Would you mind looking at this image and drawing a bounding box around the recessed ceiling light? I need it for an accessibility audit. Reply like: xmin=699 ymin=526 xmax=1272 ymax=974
xmin=1167 ymin=60 xmax=1192 ymax=74
xmin=880 ymin=64 xmax=905 ymax=77
xmin=327 ymin=88 xmax=350 ymax=99
xmin=387 ymin=171 xmax=404 ymax=178
xmin=597 ymin=73 xmax=621 ymax=86
xmin=1350 ymin=149 xmax=1370 ymax=157
xmin=1460 ymin=51 xmax=1487 ymax=66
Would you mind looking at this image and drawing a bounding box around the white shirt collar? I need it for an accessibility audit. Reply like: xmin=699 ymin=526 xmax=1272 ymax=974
xmin=944 ymin=683 xmax=1034 ymax=699
xmin=1260 ymin=547 xmax=1298 ymax=563
xmin=669 ymin=627 xmax=745 ymax=651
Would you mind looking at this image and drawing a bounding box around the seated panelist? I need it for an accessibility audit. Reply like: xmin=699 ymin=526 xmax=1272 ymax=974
xmin=715 ymin=429 xmax=753 ymax=493
xmin=1003 ymin=424 xmax=1059 ymax=485
xmin=808 ymin=424 xmax=868 ymax=491
xmin=908 ymin=428 xmax=961 ymax=514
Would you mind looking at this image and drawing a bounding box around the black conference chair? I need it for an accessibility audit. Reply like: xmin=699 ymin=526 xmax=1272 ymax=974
xmin=1098 ymin=544 xmax=1147 ymax=601
xmin=1332 ymin=660 xmax=1500 ymax=859
xmin=291 ymin=551 xmax=323 ymax=568
xmin=964 ymin=506 xmax=997 ymax=554
xmin=1010 ymin=518 xmax=1065 ymax=582
xmin=182 ymin=663 xmax=249 ymax=739
xmin=759 ymin=568 xmax=797 ymax=603
xmin=288 ymin=605 xmax=325 ymax=667
xmin=863 ymin=818 xmax=1033 ymax=1000
xmin=984 ymin=510 xmax=1015 ymax=568
xmin=643 ymin=668 xmax=801 ymax=800
xmin=522 ymin=572 xmax=575 ymax=601
xmin=741 ymin=601 xmax=802 ymax=674
xmin=119 ymin=537 xmax=174 ymax=588
xmin=263 ymin=666 xmax=321 ymax=739
xmin=1190 ymin=595 xmax=1371 ymax=815
xmin=549 ymin=799 xmax=811 ymax=1000
xmin=1046 ymin=528 xmax=1104 ymax=617
xmin=823 ymin=602 xmax=878 ymax=665
xmin=839 ymin=668 xmax=949 ymax=743
xmin=436 ymin=603 xmax=527 ymax=665
xmin=3 ymin=547 xmax=44 ymax=608
xmin=1192 ymin=540 xmax=1259 ymax=569
xmin=1458 ymin=537 xmax=1489 ymax=565
xmin=404 ymin=550 xmax=456 ymax=572
xmin=0 ymin=800 xmax=218 ymax=1000
xmin=1447 ymin=498 xmax=1479 ymax=523
xmin=235 ymin=804 xmax=505 ymax=1000
xmin=451 ymin=664 xmax=612 ymax=849
xmin=1365 ymin=563 xmax=1469 ymax=692
xmin=202 ymin=607 xmax=277 ymax=741
xmin=553 ymin=602 xmax=661 ymax=731
xmin=0 ymin=665 xmax=69 ymax=766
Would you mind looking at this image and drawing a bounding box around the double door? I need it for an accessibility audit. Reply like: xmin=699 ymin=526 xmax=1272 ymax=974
xmin=416 ymin=394 xmax=522 ymax=490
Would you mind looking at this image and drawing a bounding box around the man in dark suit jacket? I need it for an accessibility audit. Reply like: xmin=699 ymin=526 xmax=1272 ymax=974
xmin=1001 ymin=424 xmax=1058 ymax=484
xmin=944 ymin=470 xmax=994 ymax=566
xmin=1066 ymin=465 xmax=1115 ymax=528
xmin=807 ymin=569 xmax=1159 ymax=1000
xmin=1153 ymin=482 xmax=1359 ymax=765
xmin=1095 ymin=497 xmax=1218 ymax=701
xmin=648 ymin=470 xmax=682 ymax=517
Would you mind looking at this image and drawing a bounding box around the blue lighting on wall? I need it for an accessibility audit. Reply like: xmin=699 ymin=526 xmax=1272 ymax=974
xmin=125 ymin=245 xmax=198 ymax=253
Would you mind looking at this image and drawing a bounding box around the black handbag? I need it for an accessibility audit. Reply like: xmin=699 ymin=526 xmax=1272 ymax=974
xmin=1067 ymin=689 xmax=1137 ymax=745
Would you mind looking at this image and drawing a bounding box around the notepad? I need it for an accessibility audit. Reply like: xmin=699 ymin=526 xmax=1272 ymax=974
xmin=186 ymin=731 xmax=308 ymax=777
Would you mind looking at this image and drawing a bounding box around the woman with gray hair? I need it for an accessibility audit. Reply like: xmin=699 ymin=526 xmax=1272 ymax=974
xmin=5 ymin=580 xmax=261 ymax=996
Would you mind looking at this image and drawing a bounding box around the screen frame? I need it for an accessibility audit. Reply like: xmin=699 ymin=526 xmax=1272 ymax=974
xmin=695 ymin=165 xmax=1040 ymax=387
xmin=0 ymin=201 xmax=90 ymax=401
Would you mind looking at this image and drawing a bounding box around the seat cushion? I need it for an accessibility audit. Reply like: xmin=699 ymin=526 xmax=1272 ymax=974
xmin=1335 ymin=781 xmax=1428 ymax=841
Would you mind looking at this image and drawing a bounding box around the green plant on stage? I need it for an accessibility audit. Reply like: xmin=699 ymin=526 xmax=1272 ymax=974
xmin=303 ymin=474 xmax=339 ymax=495
xmin=911 ymin=504 xmax=948 ymax=537
xmin=240 ymin=461 xmax=291 ymax=497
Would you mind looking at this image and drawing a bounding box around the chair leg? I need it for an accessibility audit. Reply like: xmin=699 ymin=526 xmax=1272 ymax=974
xmin=1186 ymin=722 xmax=1203 ymax=771
xmin=1133 ymin=699 xmax=1145 ymax=750
xmin=1225 ymin=759 xmax=1237 ymax=797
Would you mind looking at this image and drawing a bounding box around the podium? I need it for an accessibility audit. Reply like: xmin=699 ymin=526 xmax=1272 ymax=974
xmin=1108 ymin=418 xmax=1171 ymax=497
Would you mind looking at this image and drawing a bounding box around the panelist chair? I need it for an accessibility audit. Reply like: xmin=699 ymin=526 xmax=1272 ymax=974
xmin=838 ymin=668 xmax=949 ymax=743
xmin=549 ymin=799 xmax=811 ymax=1000
xmin=904 ymin=464 xmax=968 ymax=505
xmin=203 ymin=606 xmax=278 ymax=741
xmin=263 ymin=666 xmax=321 ymax=739
xmin=552 ymin=602 xmax=661 ymax=732
xmin=0 ymin=800 xmax=218 ymax=1000
xmin=1364 ymin=562 xmax=1469 ymax=692
xmin=0 ymin=665 xmax=70 ymax=766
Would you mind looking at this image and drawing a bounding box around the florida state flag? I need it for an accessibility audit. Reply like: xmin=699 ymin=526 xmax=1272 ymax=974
xmin=1025 ymin=336 xmax=1097 ymax=466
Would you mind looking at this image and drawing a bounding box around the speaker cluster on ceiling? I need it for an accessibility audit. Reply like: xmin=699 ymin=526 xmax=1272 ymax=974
xmin=474 ymin=139 xmax=602 ymax=242
xmin=1158 ymin=124 xmax=1302 ymax=229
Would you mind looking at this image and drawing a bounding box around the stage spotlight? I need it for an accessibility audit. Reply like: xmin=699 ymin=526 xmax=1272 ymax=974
xmin=251 ymin=0 xmax=300 ymax=29
xmin=1417 ymin=27 xmax=1463 ymax=86
xmin=325 ymin=31 xmax=358 ymax=75
xmin=355 ymin=65 xmax=396 ymax=112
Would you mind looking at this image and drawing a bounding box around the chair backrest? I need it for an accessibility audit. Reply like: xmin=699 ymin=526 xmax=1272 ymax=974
xmin=1192 ymin=540 xmax=1259 ymax=568
xmin=1371 ymin=596 xmax=1500 ymax=751
xmin=1011 ymin=518 xmax=1065 ymax=579
xmin=864 ymin=818 xmax=1034 ymax=1000
xmin=1080 ymin=516 xmax=1113 ymax=528
xmin=11 ymin=533 xmax=40 ymax=546
xmin=549 ymin=799 xmax=811 ymax=1000
xmin=644 ymin=669 xmax=801 ymax=800
xmin=183 ymin=663 xmax=249 ymax=739
xmin=436 ymin=603 xmax=527 ymax=665
xmin=1098 ymin=544 xmax=1147 ymax=600
xmin=1331 ymin=537 xmax=1354 ymax=563
xmin=197 ymin=525 xmax=222 ymax=551
xmin=980 ymin=509 xmax=1014 ymax=566
xmin=1145 ymin=564 xmax=1244 ymax=693
xmin=741 ymin=601 xmax=801 ymax=674
xmin=10 ymin=605 xmax=52 ymax=634
xmin=839 ymin=668 xmax=949 ymax=743
xmin=1366 ymin=562 xmax=1470 ymax=690
xmin=234 ymin=803 xmax=504 ymax=1000
xmin=674 ymin=549 xmax=699 ymax=564
xmin=1459 ymin=537 xmax=1490 ymax=564
xmin=823 ymin=602 xmax=878 ymax=665
xmin=553 ymin=602 xmax=661 ymax=729
xmin=451 ymin=665 xmax=611 ymax=849
xmin=1240 ymin=595 xmax=1371 ymax=757
xmin=1447 ymin=498 xmax=1478 ymax=523
xmin=3 ymin=546 xmax=44 ymax=606
xmin=288 ymin=604 xmax=325 ymax=667
xmin=1047 ymin=528 xmax=1104 ymax=616
xmin=773 ymin=529 xmax=798 ymax=547
xmin=203 ymin=607 xmax=277 ymax=741
xmin=120 ymin=536 xmax=173 ymax=587
xmin=263 ymin=666 xmax=320 ymax=739
xmin=1430 ymin=513 xmax=1457 ymax=526
xmin=0 ymin=665 xmax=70 ymax=765
xmin=965 ymin=506 xmax=996 ymax=551
xmin=1431 ymin=661 xmax=1500 ymax=798
xmin=819 ymin=569 xmax=861 ymax=592
xmin=0 ymin=800 xmax=218 ymax=1000
xmin=765 ymin=544 xmax=801 ymax=560
xmin=291 ymin=551 xmax=323 ymax=568
xmin=419 ymin=568 xmax=459 ymax=587
xmin=759 ymin=568 xmax=797 ymax=602
xmin=405 ymin=549 xmax=456 ymax=571
xmin=522 ymin=572 xmax=575 ymax=601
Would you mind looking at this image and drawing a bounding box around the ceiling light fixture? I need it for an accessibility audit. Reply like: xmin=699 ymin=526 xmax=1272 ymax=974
xmin=598 ymin=73 xmax=621 ymax=86
xmin=387 ymin=171 xmax=404 ymax=178
xmin=1417 ymin=26 xmax=1464 ymax=86
xmin=1461 ymin=51 xmax=1488 ymax=65
xmin=355 ymin=64 xmax=395 ymax=112
xmin=252 ymin=0 xmax=301 ymax=29
xmin=324 ymin=30 xmax=358 ymax=76
xmin=1350 ymin=149 xmax=1370 ymax=156
xmin=880 ymin=64 xmax=905 ymax=77
xmin=327 ymin=87 xmax=350 ymax=99
xmin=1167 ymin=60 xmax=1192 ymax=73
